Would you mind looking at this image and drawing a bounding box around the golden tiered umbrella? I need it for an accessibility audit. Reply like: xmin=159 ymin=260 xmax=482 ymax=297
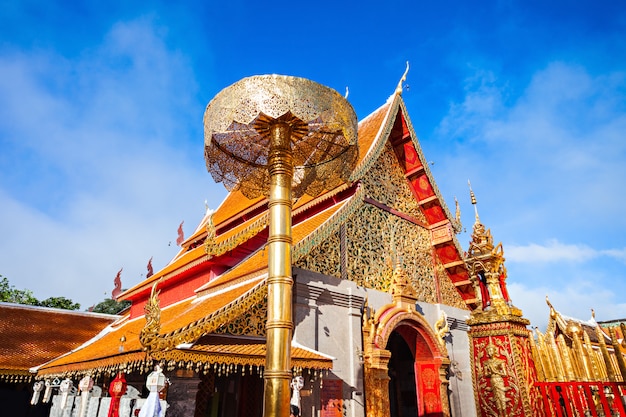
xmin=204 ymin=75 xmax=358 ymax=417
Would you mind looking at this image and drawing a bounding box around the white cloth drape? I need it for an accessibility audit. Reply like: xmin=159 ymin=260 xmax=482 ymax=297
xmin=138 ymin=392 xmax=163 ymax=417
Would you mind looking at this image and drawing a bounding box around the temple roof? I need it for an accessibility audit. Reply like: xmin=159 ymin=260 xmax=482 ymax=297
xmin=0 ymin=303 xmax=117 ymax=382
xmin=35 ymin=81 xmax=476 ymax=379
xmin=37 ymin=191 xmax=356 ymax=378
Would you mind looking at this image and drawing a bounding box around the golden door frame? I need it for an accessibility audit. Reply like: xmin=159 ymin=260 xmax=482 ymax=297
xmin=363 ymin=303 xmax=451 ymax=417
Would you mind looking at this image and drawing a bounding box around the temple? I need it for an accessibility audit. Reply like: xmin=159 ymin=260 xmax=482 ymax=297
xmin=7 ymin=72 xmax=626 ymax=417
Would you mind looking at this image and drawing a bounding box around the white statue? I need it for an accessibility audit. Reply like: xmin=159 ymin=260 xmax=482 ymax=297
xmin=290 ymin=376 xmax=305 ymax=409
xmin=77 ymin=375 xmax=94 ymax=417
xmin=31 ymin=381 xmax=44 ymax=405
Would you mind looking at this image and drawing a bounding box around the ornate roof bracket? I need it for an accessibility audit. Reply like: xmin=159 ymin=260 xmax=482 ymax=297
xmin=139 ymin=280 xmax=268 ymax=355
xmin=205 ymin=211 xmax=269 ymax=259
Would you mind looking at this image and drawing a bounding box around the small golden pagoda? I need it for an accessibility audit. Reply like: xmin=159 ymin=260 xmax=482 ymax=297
xmin=465 ymin=186 xmax=544 ymax=417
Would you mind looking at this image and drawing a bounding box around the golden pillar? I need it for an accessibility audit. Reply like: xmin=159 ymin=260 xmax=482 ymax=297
xmin=203 ymin=75 xmax=358 ymax=417
xmin=264 ymin=123 xmax=295 ymax=415
xmin=596 ymin=324 xmax=616 ymax=381
xmin=609 ymin=327 xmax=626 ymax=381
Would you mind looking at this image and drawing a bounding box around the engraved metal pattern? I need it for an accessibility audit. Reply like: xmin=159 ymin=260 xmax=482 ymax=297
xmin=435 ymin=263 xmax=468 ymax=309
xmin=294 ymin=231 xmax=341 ymax=278
xmin=475 ymin=337 xmax=522 ymax=417
xmin=346 ymin=144 xmax=433 ymax=296
xmin=213 ymin=299 xmax=267 ymax=337
xmin=345 ymin=204 xmax=434 ymax=299
xmin=363 ymin=143 xmax=426 ymax=222
xmin=204 ymin=75 xmax=358 ymax=199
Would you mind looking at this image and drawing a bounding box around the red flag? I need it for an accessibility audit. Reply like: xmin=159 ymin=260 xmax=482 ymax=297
xmin=112 ymin=268 xmax=123 ymax=299
xmin=176 ymin=221 xmax=185 ymax=246
xmin=146 ymin=257 xmax=154 ymax=278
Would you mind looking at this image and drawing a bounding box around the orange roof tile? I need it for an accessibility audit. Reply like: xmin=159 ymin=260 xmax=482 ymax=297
xmin=0 ymin=303 xmax=117 ymax=378
xmin=37 ymin=312 xmax=144 ymax=376
xmin=37 ymin=189 xmax=360 ymax=377
xmin=213 ymin=191 xmax=266 ymax=229
xmin=159 ymin=277 xmax=264 ymax=334
xmin=355 ymin=101 xmax=393 ymax=169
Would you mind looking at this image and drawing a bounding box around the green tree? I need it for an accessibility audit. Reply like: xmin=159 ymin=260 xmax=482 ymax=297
xmin=0 ymin=275 xmax=39 ymax=305
xmin=39 ymin=296 xmax=81 ymax=310
xmin=0 ymin=275 xmax=80 ymax=310
xmin=91 ymin=298 xmax=131 ymax=315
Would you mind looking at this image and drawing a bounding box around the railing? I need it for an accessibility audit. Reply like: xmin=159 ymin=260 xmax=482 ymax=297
xmin=536 ymin=382 xmax=626 ymax=417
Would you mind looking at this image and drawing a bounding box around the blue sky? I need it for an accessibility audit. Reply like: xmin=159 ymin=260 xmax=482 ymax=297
xmin=0 ymin=0 xmax=624 ymax=329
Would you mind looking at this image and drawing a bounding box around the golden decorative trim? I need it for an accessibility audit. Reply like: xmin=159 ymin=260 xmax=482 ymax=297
xmin=0 ymin=369 xmax=33 ymax=383
xmin=395 ymin=61 xmax=410 ymax=96
xmin=139 ymin=283 xmax=161 ymax=353
xmin=36 ymin=352 xmax=150 ymax=380
xmin=534 ymin=301 xmax=626 ymax=383
xmin=468 ymin=322 xmax=542 ymax=417
xmin=151 ymin=349 xmax=331 ymax=374
xmin=350 ymin=97 xmax=398 ymax=182
xmin=140 ymin=280 xmax=268 ymax=354
xmin=205 ymin=212 xmax=269 ymax=258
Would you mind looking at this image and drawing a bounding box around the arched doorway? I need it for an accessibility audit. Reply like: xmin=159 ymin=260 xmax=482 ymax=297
xmin=388 ymin=330 xmax=417 ymax=417
xmin=363 ymin=309 xmax=450 ymax=417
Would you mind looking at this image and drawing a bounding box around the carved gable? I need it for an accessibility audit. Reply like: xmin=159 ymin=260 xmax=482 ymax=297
xmin=294 ymin=141 xmax=467 ymax=308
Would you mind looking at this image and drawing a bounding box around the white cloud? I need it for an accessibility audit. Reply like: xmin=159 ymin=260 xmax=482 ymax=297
xmin=506 ymin=239 xmax=626 ymax=264
xmin=0 ymin=18 xmax=227 ymax=308
xmin=508 ymin=280 xmax=626 ymax=332
xmin=430 ymin=61 xmax=626 ymax=329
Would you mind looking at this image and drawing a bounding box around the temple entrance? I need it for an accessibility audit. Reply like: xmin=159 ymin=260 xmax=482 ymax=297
xmin=362 ymin=286 xmax=450 ymax=417
xmin=388 ymin=330 xmax=418 ymax=417
xmin=382 ymin=321 xmax=447 ymax=417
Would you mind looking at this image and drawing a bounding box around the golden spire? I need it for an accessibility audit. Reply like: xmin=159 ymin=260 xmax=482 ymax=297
xmin=395 ymin=61 xmax=410 ymax=95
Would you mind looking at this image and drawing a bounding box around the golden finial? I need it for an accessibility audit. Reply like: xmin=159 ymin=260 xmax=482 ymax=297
xmin=455 ymin=196 xmax=461 ymax=225
xmin=469 ymin=181 xmax=477 ymax=205
xmin=395 ymin=61 xmax=410 ymax=95
xmin=468 ymin=180 xmax=480 ymax=223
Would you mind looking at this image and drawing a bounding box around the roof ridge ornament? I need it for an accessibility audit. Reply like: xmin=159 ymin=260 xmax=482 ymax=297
xmin=395 ymin=61 xmax=410 ymax=96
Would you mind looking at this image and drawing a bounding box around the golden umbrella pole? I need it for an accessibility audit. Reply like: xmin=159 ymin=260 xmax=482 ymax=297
xmin=203 ymin=75 xmax=358 ymax=417
xmin=264 ymin=122 xmax=295 ymax=416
